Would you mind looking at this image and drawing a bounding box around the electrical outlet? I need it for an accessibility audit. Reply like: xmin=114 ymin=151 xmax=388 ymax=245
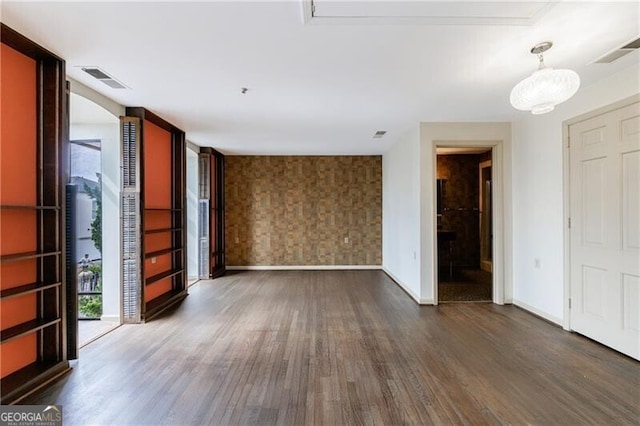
xmin=344 ymin=237 xmax=349 ymax=244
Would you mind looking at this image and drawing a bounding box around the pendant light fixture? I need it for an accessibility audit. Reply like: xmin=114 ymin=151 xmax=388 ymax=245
xmin=510 ymin=41 xmax=580 ymax=114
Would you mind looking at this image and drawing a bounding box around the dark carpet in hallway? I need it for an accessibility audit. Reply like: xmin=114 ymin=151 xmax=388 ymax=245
xmin=438 ymin=267 xmax=492 ymax=302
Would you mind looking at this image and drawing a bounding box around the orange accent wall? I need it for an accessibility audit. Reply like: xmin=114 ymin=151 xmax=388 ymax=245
xmin=145 ymin=254 xmax=171 ymax=276
xmin=145 ymin=278 xmax=172 ymax=302
xmin=143 ymin=121 xmax=173 ymax=303
xmin=0 ymin=335 xmax=37 ymax=378
xmin=144 ymin=121 xmax=172 ymax=208
xmin=0 ymin=43 xmax=37 ymax=205
xmin=0 ymin=210 xmax=37 ymax=255
xmin=144 ymin=210 xmax=171 ymax=231
xmin=0 ymin=260 xmax=37 ymax=290
xmin=0 ymin=294 xmax=36 ymax=329
xmin=0 ymin=42 xmax=38 ymax=378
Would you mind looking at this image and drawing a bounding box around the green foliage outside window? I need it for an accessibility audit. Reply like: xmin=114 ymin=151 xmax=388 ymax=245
xmin=79 ymin=263 xmax=102 ymax=318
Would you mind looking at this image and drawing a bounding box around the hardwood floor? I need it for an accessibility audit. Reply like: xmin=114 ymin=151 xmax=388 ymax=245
xmin=23 ymin=271 xmax=639 ymax=425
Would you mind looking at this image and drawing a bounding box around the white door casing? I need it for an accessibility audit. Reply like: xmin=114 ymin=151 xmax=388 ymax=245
xmin=568 ymin=100 xmax=640 ymax=360
xmin=479 ymin=160 xmax=493 ymax=273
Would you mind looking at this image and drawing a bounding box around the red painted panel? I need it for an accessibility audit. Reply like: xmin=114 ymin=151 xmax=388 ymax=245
xmin=0 ymin=42 xmax=38 ymax=379
xmin=144 ymin=121 xmax=172 ymax=209
xmin=0 ymin=334 xmax=37 ymax=377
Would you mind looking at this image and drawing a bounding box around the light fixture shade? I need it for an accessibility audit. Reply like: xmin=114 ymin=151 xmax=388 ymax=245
xmin=510 ymin=67 xmax=580 ymax=114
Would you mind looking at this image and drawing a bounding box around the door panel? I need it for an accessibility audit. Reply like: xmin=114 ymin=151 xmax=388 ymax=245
xmin=623 ymin=273 xmax=639 ymax=332
xmin=582 ymin=266 xmax=606 ymax=319
xmin=622 ymin=150 xmax=639 ymax=250
xmin=581 ymin=158 xmax=605 ymax=246
xmin=570 ymin=101 xmax=640 ymax=360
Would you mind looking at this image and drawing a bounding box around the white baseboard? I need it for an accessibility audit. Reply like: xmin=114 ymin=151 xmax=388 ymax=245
xmin=227 ymin=265 xmax=381 ymax=271
xmin=99 ymin=315 xmax=120 ymax=323
xmin=382 ymin=267 xmax=433 ymax=305
xmin=513 ymin=299 xmax=563 ymax=326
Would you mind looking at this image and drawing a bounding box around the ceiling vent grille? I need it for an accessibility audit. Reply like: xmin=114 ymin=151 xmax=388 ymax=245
xmin=373 ymin=130 xmax=387 ymax=138
xmin=80 ymin=66 xmax=128 ymax=89
xmin=595 ymin=37 xmax=640 ymax=64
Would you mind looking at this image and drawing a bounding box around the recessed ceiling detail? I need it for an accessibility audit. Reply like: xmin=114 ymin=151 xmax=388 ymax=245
xmin=78 ymin=66 xmax=128 ymax=89
xmin=303 ymin=0 xmax=558 ymax=26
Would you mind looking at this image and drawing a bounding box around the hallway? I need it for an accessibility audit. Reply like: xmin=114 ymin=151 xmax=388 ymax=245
xmin=25 ymin=271 xmax=639 ymax=425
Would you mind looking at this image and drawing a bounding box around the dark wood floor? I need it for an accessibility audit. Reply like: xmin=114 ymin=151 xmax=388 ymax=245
xmin=24 ymin=271 xmax=639 ymax=425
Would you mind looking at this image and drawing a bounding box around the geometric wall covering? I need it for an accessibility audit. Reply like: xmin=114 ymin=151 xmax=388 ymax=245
xmin=225 ymin=156 xmax=382 ymax=266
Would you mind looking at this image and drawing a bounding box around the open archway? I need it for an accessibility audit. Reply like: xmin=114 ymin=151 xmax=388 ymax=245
xmin=69 ymin=91 xmax=121 ymax=347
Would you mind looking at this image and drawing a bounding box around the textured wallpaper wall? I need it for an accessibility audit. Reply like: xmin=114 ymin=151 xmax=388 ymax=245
xmin=437 ymin=153 xmax=490 ymax=268
xmin=225 ymin=156 xmax=382 ymax=266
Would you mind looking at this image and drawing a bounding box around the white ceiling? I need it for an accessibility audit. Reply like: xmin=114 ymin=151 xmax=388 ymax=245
xmin=70 ymin=93 xmax=119 ymax=125
xmin=2 ymin=1 xmax=639 ymax=155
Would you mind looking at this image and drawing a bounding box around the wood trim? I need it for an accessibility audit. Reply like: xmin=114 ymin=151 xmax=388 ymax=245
xmin=144 ymin=290 xmax=188 ymax=321
xmin=1 ymin=282 xmax=62 ymax=300
xmin=124 ymin=108 xmax=187 ymax=321
xmin=125 ymin=107 xmax=184 ymax=134
xmin=1 ymin=361 xmax=70 ymax=405
xmin=0 ymin=23 xmax=68 ymax=403
xmin=0 ymin=24 xmax=64 ymax=62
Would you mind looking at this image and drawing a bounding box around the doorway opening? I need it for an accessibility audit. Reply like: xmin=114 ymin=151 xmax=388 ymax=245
xmin=436 ymin=147 xmax=493 ymax=302
xmin=69 ymin=93 xmax=121 ymax=347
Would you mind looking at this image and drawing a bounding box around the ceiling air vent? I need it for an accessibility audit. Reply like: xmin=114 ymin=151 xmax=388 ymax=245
xmin=595 ymin=36 xmax=640 ymax=64
xmin=80 ymin=66 xmax=128 ymax=89
xmin=373 ymin=130 xmax=387 ymax=138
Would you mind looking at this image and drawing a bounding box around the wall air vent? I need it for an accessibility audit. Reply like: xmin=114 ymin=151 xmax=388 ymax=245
xmin=595 ymin=36 xmax=640 ymax=64
xmin=80 ymin=66 xmax=128 ymax=89
xmin=373 ymin=130 xmax=387 ymax=138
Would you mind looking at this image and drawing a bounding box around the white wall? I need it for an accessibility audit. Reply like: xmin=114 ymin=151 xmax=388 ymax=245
xmin=70 ymin=79 xmax=126 ymax=322
xmin=382 ymin=126 xmax=422 ymax=302
xmin=186 ymin=145 xmax=199 ymax=281
xmin=70 ymin=122 xmax=121 ymax=322
xmin=511 ymin=63 xmax=640 ymax=325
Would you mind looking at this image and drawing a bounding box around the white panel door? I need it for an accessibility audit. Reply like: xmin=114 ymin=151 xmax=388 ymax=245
xmin=570 ymin=101 xmax=640 ymax=360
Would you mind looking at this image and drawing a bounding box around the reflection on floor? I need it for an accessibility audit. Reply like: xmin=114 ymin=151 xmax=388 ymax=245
xmin=438 ymin=268 xmax=492 ymax=302
xmin=78 ymin=320 xmax=119 ymax=348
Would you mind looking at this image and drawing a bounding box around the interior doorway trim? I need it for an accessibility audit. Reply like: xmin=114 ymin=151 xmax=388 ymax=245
xmin=420 ymin=121 xmax=512 ymax=306
xmin=433 ymin=142 xmax=502 ymax=304
xmin=479 ymin=159 xmax=493 ymax=274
